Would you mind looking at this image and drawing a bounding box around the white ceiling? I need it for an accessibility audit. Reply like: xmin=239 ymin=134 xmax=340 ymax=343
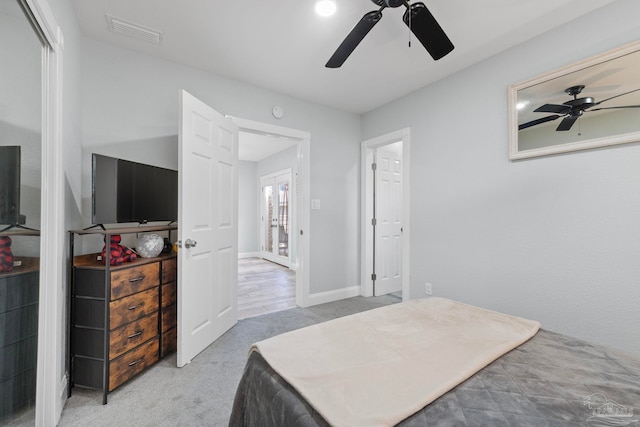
xmin=238 ymin=131 xmax=298 ymax=162
xmin=70 ymin=0 xmax=617 ymax=115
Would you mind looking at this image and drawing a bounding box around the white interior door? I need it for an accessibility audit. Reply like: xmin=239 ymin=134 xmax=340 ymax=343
xmin=374 ymin=145 xmax=403 ymax=296
xmin=177 ymin=90 xmax=238 ymax=367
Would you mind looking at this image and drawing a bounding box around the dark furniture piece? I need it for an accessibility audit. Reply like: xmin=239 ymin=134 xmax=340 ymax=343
xmin=68 ymin=225 xmax=177 ymax=404
xmin=230 ymin=329 xmax=640 ymax=426
xmin=0 ymin=255 xmax=39 ymax=419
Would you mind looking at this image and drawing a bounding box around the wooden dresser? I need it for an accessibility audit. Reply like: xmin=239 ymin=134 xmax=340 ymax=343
xmin=68 ymin=226 xmax=177 ymax=404
xmin=160 ymin=256 xmax=177 ymax=356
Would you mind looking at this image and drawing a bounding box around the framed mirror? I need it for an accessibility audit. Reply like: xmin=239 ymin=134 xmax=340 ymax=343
xmin=0 ymin=0 xmax=43 ymax=422
xmin=509 ymin=40 xmax=640 ymax=160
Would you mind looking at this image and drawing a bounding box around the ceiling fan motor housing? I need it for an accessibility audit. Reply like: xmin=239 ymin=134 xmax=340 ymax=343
xmin=564 ymin=97 xmax=596 ymax=111
xmin=327 ymin=0 xmax=454 ymax=68
xmin=385 ymin=0 xmax=406 ymax=7
xmin=371 ymin=0 xmax=405 ymax=7
xmin=565 ymin=85 xmax=585 ymax=97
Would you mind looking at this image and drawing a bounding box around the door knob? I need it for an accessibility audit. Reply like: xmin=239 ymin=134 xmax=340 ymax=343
xmin=184 ymin=238 xmax=197 ymax=249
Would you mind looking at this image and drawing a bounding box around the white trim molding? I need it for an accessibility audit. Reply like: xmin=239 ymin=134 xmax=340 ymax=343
xmin=307 ymin=285 xmax=361 ymax=307
xmin=239 ymin=251 xmax=261 ymax=259
xmin=23 ymin=0 xmax=65 ymax=425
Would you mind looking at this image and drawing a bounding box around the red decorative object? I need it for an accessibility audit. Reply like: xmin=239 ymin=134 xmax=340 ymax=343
xmin=101 ymin=234 xmax=137 ymax=266
xmin=0 ymin=236 xmax=14 ymax=272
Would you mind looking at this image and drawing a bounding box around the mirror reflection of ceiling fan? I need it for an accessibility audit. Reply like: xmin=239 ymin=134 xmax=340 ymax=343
xmin=325 ymin=0 xmax=454 ymax=68
xmin=519 ymin=85 xmax=640 ymax=131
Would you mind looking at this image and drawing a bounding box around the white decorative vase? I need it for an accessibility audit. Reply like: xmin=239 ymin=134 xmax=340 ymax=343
xmin=136 ymin=233 xmax=164 ymax=258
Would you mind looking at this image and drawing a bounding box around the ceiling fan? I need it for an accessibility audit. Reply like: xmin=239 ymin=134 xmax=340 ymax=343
xmin=519 ymin=85 xmax=640 ymax=132
xmin=325 ymin=0 xmax=454 ymax=68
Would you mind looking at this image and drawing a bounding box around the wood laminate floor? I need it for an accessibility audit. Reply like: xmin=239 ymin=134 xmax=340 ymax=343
xmin=238 ymin=257 xmax=296 ymax=320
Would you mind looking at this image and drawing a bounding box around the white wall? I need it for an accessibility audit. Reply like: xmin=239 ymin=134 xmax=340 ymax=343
xmin=81 ymin=38 xmax=362 ymax=295
xmin=238 ymin=160 xmax=258 ymax=254
xmin=0 ymin=2 xmax=42 ymax=255
xmin=362 ymin=0 xmax=640 ymax=356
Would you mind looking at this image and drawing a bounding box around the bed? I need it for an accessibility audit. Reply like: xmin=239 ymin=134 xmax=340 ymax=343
xmin=229 ymin=298 xmax=640 ymax=426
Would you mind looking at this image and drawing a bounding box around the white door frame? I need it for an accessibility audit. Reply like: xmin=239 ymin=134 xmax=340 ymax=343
xmin=260 ymin=169 xmax=292 ymax=268
xmin=22 ymin=0 xmax=66 ymax=425
xmin=230 ymin=117 xmax=311 ymax=307
xmin=360 ymin=128 xmax=411 ymax=300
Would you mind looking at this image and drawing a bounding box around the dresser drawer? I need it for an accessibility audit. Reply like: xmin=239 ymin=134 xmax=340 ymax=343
xmin=161 ymin=281 xmax=176 ymax=308
xmin=161 ymin=304 xmax=177 ymax=332
xmin=110 ymin=262 xmax=159 ymax=300
xmin=109 ymin=337 xmax=159 ymax=391
xmin=109 ymin=312 xmax=159 ymax=360
xmin=161 ymin=257 xmax=176 ymax=284
xmin=110 ymin=287 xmax=159 ymax=330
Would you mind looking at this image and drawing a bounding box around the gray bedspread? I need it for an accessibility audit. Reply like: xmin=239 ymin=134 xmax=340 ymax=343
xmin=229 ymin=329 xmax=640 ymax=426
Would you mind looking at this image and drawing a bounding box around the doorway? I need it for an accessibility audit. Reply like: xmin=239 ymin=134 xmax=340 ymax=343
xmin=237 ymin=257 xmax=295 ymax=319
xmin=361 ymin=129 xmax=411 ymax=299
xmin=234 ymin=118 xmax=311 ymax=317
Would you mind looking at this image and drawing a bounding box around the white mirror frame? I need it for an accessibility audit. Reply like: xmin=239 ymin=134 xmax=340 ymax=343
xmin=509 ymin=40 xmax=640 ymax=160
xmin=23 ymin=0 xmax=64 ymax=425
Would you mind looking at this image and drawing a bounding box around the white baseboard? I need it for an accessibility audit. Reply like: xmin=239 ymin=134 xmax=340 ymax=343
xmin=306 ymin=285 xmax=361 ymax=307
xmin=238 ymin=252 xmax=260 ymax=259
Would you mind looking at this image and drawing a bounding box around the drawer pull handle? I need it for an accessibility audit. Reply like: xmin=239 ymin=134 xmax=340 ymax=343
xmin=127 ymin=302 xmax=145 ymax=311
xmin=127 ymin=330 xmax=143 ymax=339
xmin=128 ymin=357 xmax=144 ymax=367
xmin=129 ymin=277 xmax=144 ymax=283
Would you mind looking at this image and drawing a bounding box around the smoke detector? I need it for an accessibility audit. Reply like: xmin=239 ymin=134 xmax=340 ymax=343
xmin=106 ymin=14 xmax=163 ymax=45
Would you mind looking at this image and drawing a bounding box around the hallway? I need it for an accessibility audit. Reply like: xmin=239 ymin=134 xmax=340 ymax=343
xmin=237 ymin=257 xmax=296 ymax=319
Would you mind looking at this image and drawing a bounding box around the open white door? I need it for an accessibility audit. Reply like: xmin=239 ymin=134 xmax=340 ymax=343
xmin=177 ymin=90 xmax=238 ymax=367
xmin=373 ymin=145 xmax=403 ymax=296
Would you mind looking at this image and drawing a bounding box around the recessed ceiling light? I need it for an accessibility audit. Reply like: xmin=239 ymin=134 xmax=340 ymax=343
xmin=315 ymin=0 xmax=337 ymax=17
xmin=516 ymin=101 xmax=529 ymax=110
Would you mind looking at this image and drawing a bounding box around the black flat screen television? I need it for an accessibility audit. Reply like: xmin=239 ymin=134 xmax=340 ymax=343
xmin=92 ymin=154 xmax=178 ymax=225
xmin=0 ymin=146 xmax=21 ymax=226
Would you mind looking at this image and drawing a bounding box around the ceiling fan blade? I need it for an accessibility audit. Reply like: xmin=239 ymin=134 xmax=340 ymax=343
xmin=590 ymin=105 xmax=640 ymax=112
xmin=534 ymin=104 xmax=571 ymax=114
xmin=402 ymin=2 xmax=454 ymax=60
xmin=326 ymin=10 xmax=383 ymax=68
xmin=556 ymin=115 xmax=579 ymax=131
xmin=518 ymin=115 xmax=561 ymax=130
xmin=596 ymin=88 xmax=640 ymax=105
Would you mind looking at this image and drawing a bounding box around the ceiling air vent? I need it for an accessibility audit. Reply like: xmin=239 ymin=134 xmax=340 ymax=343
xmin=106 ymin=14 xmax=163 ymax=45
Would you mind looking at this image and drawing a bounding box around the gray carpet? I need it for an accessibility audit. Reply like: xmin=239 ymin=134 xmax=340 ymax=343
xmin=58 ymin=295 xmax=401 ymax=427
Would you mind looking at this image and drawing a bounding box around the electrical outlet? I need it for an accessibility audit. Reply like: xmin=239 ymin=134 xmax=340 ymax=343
xmin=425 ymin=282 xmax=433 ymax=295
